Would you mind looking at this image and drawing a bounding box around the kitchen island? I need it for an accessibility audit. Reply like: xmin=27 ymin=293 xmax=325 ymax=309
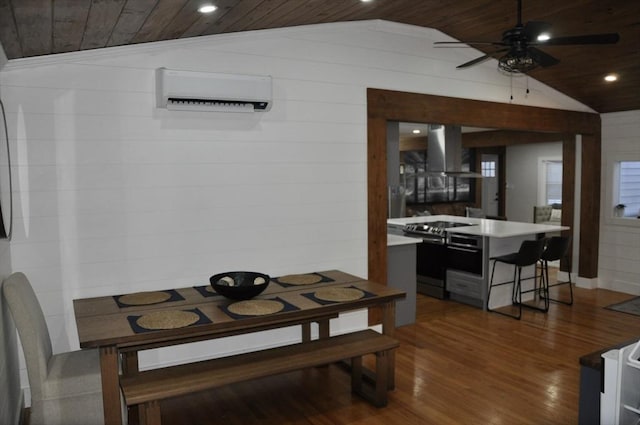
xmin=387 ymin=215 xmax=569 ymax=310
xmin=387 ymin=234 xmax=421 ymax=326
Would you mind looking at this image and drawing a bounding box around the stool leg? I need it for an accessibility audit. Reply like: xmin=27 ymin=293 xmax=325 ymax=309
xmin=488 ymin=260 xmax=522 ymax=320
xmin=515 ymin=267 xmax=522 ymax=320
xmin=545 ymin=260 xmax=574 ymax=305
xmin=487 ymin=260 xmax=498 ymax=311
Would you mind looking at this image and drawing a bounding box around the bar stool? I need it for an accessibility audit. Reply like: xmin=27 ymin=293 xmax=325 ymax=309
xmin=487 ymin=238 xmax=546 ymax=320
xmin=540 ymin=236 xmax=573 ymax=305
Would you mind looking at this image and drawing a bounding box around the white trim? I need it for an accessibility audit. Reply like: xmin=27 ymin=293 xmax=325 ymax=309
xmin=576 ymin=276 xmax=598 ymax=289
xmin=603 ymin=151 xmax=640 ymax=228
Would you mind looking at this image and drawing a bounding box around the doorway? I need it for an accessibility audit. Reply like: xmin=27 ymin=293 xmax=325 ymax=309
xmin=481 ymin=154 xmax=499 ymax=217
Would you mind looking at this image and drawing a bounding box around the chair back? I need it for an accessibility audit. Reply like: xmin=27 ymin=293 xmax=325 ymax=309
xmin=466 ymin=207 xmax=486 ymax=218
xmin=542 ymin=236 xmax=571 ymax=262
xmin=515 ymin=239 xmax=546 ymax=267
xmin=1 ymin=272 xmax=52 ymax=400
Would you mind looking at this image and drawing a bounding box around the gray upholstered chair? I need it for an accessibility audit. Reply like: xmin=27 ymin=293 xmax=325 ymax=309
xmin=465 ymin=206 xmax=486 ymax=218
xmin=2 ymin=272 xmax=107 ymax=425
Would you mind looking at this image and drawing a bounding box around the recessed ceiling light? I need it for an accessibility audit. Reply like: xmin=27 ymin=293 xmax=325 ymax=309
xmin=604 ymin=74 xmax=618 ymax=82
xmin=412 ymin=129 xmax=421 ymax=134
xmin=361 ymin=0 xmax=374 ymax=2
xmin=198 ymin=4 xmax=217 ymax=13
xmin=537 ymin=33 xmax=551 ymax=42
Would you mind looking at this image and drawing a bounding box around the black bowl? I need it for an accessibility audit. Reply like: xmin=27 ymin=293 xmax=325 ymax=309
xmin=209 ymin=271 xmax=271 ymax=300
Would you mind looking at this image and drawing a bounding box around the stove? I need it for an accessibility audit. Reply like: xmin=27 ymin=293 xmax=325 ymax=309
xmin=403 ymin=221 xmax=473 ymax=243
xmin=401 ymin=220 xmax=474 ymax=300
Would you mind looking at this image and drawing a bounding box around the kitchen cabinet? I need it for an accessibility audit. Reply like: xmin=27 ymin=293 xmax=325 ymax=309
xmin=387 ymin=234 xmax=419 ymax=326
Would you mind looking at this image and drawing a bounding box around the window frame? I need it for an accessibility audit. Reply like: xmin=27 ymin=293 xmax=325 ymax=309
xmin=605 ymin=152 xmax=640 ymax=227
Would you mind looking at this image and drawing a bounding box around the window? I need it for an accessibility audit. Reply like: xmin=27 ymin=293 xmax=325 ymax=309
xmin=544 ymin=160 xmax=563 ymax=205
xmin=481 ymin=161 xmax=496 ymax=177
xmin=616 ymin=161 xmax=640 ymax=218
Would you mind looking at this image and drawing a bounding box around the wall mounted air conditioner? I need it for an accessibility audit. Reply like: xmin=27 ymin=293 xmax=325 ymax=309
xmin=156 ymin=68 xmax=272 ymax=113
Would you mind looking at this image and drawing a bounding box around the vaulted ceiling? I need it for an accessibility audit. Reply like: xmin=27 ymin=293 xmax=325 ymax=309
xmin=0 ymin=0 xmax=638 ymax=113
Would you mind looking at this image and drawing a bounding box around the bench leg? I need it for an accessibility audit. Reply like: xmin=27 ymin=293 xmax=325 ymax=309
xmin=351 ymin=356 xmax=363 ymax=394
xmin=374 ymin=350 xmax=390 ymax=407
xmin=350 ymin=351 xmax=390 ymax=408
xmin=139 ymin=401 xmax=161 ymax=425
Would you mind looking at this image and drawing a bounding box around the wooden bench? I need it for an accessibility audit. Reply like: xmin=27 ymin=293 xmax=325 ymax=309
xmin=120 ymin=329 xmax=399 ymax=425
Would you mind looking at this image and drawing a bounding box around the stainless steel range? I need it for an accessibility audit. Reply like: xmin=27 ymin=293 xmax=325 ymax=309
xmin=401 ymin=220 xmax=475 ymax=299
xmin=403 ymin=220 xmax=473 ymax=244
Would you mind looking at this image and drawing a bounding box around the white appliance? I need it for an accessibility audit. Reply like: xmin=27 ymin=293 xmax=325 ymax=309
xmin=156 ymin=68 xmax=272 ymax=112
xmin=601 ymin=340 xmax=640 ymax=424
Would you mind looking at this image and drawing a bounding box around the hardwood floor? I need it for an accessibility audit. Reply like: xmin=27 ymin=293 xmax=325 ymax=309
xmin=156 ymin=283 xmax=640 ymax=425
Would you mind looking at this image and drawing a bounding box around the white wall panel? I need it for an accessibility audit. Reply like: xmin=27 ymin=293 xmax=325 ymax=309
xmin=0 ymin=20 xmax=597 ymax=398
xmin=600 ymin=110 xmax=640 ymax=293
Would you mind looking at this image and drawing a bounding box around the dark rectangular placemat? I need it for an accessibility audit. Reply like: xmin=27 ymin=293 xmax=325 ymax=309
xmin=301 ymin=286 xmax=376 ymax=305
xmin=193 ymin=285 xmax=223 ymax=298
xmin=114 ymin=289 xmax=185 ymax=308
xmin=274 ymin=273 xmax=334 ymax=288
xmin=127 ymin=308 xmax=211 ymax=334
xmin=220 ymin=297 xmax=299 ymax=320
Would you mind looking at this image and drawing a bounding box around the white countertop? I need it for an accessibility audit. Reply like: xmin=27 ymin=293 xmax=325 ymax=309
xmin=387 ymin=215 xmax=569 ymax=238
xmin=387 ymin=234 xmax=422 ymax=247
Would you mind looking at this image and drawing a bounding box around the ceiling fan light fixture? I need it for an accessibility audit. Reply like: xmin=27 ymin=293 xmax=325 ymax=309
xmin=537 ymin=33 xmax=551 ymax=41
xmin=498 ymin=53 xmax=538 ymax=74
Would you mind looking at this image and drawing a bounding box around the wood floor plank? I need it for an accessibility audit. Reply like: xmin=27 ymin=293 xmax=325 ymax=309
xmin=148 ymin=283 xmax=640 ymax=425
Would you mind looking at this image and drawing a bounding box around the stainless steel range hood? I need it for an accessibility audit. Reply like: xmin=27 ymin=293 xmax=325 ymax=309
xmin=427 ymin=124 xmax=482 ymax=178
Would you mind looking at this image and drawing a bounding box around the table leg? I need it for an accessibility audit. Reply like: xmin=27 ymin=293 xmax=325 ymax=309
xmin=121 ymin=351 xmax=139 ymax=375
xmin=121 ymin=351 xmax=140 ymax=424
xmin=301 ymin=322 xmax=311 ymax=342
xmin=318 ymin=319 xmax=330 ymax=339
xmin=380 ymin=301 xmax=396 ymax=389
xmin=100 ymin=346 xmax=123 ymax=425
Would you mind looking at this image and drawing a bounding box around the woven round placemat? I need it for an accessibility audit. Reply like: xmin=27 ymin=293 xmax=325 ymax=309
xmin=119 ymin=291 xmax=171 ymax=306
xmin=136 ymin=310 xmax=200 ymax=330
xmin=277 ymin=274 xmax=322 ymax=285
xmin=313 ymin=287 xmax=364 ymax=303
xmin=228 ymin=299 xmax=285 ymax=316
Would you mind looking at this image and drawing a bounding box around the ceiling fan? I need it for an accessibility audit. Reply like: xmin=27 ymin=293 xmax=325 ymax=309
xmin=434 ymin=0 xmax=620 ymax=74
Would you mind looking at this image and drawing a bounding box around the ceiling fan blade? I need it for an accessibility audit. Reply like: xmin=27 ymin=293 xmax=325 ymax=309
xmin=435 ymin=41 xmax=506 ymax=47
xmin=523 ymin=21 xmax=552 ymax=40
xmin=541 ymin=33 xmax=620 ymax=45
xmin=527 ymin=47 xmax=560 ymax=67
xmin=456 ymin=49 xmax=509 ymax=69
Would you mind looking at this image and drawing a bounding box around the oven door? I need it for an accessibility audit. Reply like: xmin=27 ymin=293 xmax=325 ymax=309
xmin=416 ymin=240 xmax=448 ymax=298
xmin=446 ymin=244 xmax=483 ymax=276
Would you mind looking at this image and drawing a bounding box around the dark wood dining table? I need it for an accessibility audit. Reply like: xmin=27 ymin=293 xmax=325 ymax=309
xmin=73 ymin=270 xmax=405 ymax=425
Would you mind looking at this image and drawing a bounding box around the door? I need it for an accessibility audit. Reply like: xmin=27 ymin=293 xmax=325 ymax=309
xmin=481 ymin=154 xmax=499 ymax=217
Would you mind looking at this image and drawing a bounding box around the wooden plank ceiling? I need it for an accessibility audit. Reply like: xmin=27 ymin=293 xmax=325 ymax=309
xmin=0 ymin=0 xmax=638 ymax=113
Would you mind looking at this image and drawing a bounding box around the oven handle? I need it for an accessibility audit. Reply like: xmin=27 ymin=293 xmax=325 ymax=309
xmin=447 ymin=245 xmax=481 ymax=253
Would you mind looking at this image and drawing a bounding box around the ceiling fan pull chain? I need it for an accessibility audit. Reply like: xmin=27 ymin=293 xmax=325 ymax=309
xmin=510 ymin=73 xmax=514 ymax=102
xmin=526 ymin=76 xmax=530 ymax=97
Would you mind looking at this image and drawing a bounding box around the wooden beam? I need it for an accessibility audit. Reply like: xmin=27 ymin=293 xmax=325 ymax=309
xmin=462 ymin=130 xmax=565 ymax=148
xmin=579 ymin=132 xmax=601 ymax=278
xmin=367 ymin=88 xmax=602 ymax=320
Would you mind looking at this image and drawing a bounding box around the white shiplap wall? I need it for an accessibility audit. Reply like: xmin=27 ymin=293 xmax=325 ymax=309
xmin=0 ymin=20 xmax=593 ymax=399
xmin=599 ymin=110 xmax=640 ymax=294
